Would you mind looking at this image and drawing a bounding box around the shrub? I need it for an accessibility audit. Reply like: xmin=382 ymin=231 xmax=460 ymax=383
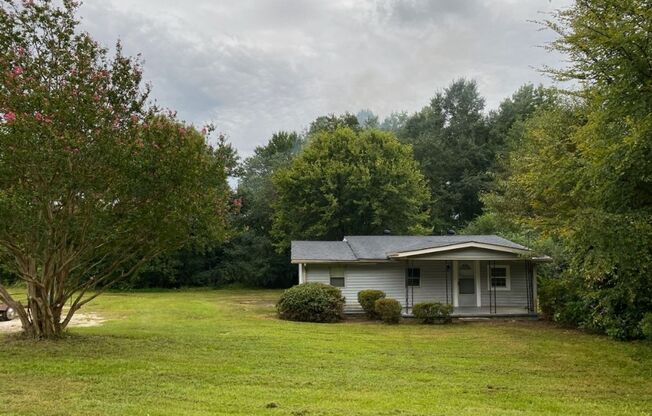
xmin=357 ymin=289 xmax=386 ymax=319
xmin=538 ymin=275 xmax=588 ymax=326
xmin=641 ymin=313 xmax=652 ymax=340
xmin=412 ymin=302 xmax=453 ymax=324
xmin=276 ymin=282 xmax=345 ymax=323
xmin=374 ymin=298 xmax=402 ymax=324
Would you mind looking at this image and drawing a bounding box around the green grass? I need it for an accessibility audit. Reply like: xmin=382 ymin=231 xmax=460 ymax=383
xmin=1 ymin=289 xmax=651 ymax=416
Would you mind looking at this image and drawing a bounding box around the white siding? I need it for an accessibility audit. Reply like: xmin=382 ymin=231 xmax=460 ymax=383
xmin=304 ymin=260 xmax=535 ymax=312
xmin=304 ymin=262 xmax=453 ymax=312
xmin=405 ymin=260 xmax=450 ymax=305
xmin=480 ymin=260 xmax=532 ymax=307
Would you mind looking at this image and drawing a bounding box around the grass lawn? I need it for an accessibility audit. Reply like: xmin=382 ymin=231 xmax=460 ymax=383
xmin=1 ymin=289 xmax=651 ymax=415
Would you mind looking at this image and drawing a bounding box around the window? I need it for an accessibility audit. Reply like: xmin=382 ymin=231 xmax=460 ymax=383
xmin=329 ymin=266 xmax=345 ymax=287
xmin=487 ymin=265 xmax=510 ymax=290
xmin=458 ymin=278 xmax=475 ymax=294
xmin=406 ymin=267 xmax=421 ymax=287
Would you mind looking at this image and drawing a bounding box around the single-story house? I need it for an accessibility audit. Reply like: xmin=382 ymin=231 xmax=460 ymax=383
xmin=291 ymin=235 xmax=551 ymax=317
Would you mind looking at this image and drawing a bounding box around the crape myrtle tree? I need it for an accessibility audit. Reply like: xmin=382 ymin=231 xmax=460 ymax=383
xmin=272 ymin=127 xmax=430 ymax=248
xmin=0 ymin=0 xmax=230 ymax=338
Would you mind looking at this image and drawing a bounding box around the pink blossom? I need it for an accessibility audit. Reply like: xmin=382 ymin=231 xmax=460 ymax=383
xmin=201 ymin=127 xmax=208 ymax=136
xmin=93 ymin=94 xmax=100 ymax=102
xmin=16 ymin=47 xmax=26 ymax=57
xmin=11 ymin=66 xmax=23 ymax=76
xmin=34 ymin=112 xmax=52 ymax=123
xmin=4 ymin=112 xmax=16 ymax=122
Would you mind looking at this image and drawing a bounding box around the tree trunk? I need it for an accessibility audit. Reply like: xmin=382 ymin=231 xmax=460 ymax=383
xmin=4 ymin=262 xmax=70 ymax=339
xmin=20 ymin=281 xmax=66 ymax=339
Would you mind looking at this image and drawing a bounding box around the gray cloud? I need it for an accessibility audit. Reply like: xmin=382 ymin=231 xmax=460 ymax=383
xmin=79 ymin=0 xmax=572 ymax=156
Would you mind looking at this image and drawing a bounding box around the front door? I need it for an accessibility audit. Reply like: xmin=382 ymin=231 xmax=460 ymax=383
xmin=458 ymin=261 xmax=476 ymax=307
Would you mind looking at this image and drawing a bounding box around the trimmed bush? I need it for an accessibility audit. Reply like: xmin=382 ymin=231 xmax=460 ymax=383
xmin=641 ymin=313 xmax=652 ymax=340
xmin=357 ymin=289 xmax=386 ymax=319
xmin=412 ymin=302 xmax=454 ymax=324
xmin=276 ymin=282 xmax=345 ymax=323
xmin=374 ymin=298 xmax=402 ymax=324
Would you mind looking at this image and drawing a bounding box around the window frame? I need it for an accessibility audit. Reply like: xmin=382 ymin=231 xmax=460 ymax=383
xmin=406 ymin=267 xmax=421 ymax=288
xmin=329 ymin=266 xmax=346 ymax=288
xmin=486 ymin=264 xmax=511 ymax=291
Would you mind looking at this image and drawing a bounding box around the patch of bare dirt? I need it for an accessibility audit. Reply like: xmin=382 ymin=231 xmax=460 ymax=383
xmin=0 ymin=312 xmax=106 ymax=334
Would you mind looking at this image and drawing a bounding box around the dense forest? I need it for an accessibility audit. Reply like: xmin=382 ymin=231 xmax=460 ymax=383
xmin=1 ymin=0 xmax=650 ymax=340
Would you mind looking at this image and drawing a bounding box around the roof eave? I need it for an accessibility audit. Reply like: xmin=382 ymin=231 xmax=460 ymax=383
xmin=531 ymin=255 xmax=554 ymax=263
xmin=387 ymin=241 xmax=531 ymax=258
xmin=291 ymin=259 xmax=390 ymax=264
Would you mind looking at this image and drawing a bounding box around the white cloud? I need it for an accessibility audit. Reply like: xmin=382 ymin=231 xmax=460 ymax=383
xmin=79 ymin=0 xmax=572 ymax=156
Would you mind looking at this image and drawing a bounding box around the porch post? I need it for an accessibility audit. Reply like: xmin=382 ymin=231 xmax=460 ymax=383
xmin=452 ymin=260 xmax=459 ymax=307
xmin=475 ymin=260 xmax=481 ymax=307
xmin=298 ymin=263 xmax=305 ymax=283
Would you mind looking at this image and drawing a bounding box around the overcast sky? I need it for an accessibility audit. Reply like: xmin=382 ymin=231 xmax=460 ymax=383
xmin=79 ymin=0 xmax=572 ymax=156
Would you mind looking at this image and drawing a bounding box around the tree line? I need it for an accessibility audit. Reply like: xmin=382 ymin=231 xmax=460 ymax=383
xmin=132 ymin=79 xmax=546 ymax=288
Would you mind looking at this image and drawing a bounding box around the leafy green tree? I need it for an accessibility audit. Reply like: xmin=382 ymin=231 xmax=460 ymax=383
xmin=123 ymin=132 xmax=238 ymax=290
xmin=307 ymin=113 xmax=360 ymax=136
xmin=379 ymin=111 xmax=409 ymax=132
xmin=0 ymin=0 xmax=230 ymax=338
xmin=272 ymin=127 xmax=430 ymax=247
xmin=355 ymin=109 xmax=379 ymax=129
xmin=482 ymin=0 xmax=652 ymax=339
xmin=464 ymin=85 xmax=559 ymax=233
xmin=398 ymin=79 xmax=491 ymax=231
xmin=487 ymin=84 xmax=557 ymax=157
xmin=221 ymin=131 xmax=303 ymax=287
xmin=238 ymin=132 xmax=303 ymax=234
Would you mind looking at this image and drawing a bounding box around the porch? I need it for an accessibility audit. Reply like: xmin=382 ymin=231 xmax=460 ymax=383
xmin=402 ymin=306 xmax=537 ymax=318
xmin=397 ymin=257 xmax=539 ymax=317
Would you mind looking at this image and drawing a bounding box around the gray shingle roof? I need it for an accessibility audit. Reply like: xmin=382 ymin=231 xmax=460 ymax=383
xmin=291 ymin=241 xmax=356 ymax=261
xmin=291 ymin=235 xmax=530 ymax=262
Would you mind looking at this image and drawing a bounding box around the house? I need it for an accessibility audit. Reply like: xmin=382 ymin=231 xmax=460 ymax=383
xmin=291 ymin=235 xmax=551 ymax=317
